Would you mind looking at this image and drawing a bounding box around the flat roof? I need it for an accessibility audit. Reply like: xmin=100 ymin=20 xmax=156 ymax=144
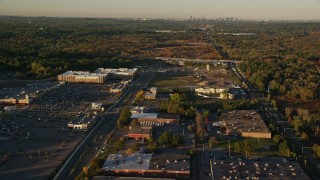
xmin=149 ymin=154 xmax=190 ymax=172
xmin=222 ymin=110 xmax=270 ymax=135
xmin=157 ymin=113 xmax=180 ymax=120
xmin=59 ymin=68 xmax=137 ymax=78
xmin=102 ymin=153 xmax=190 ymax=173
xmin=102 ymin=153 xmax=152 ymax=171
xmin=129 ymin=126 xmax=152 ymax=135
xmin=212 ymin=157 xmax=310 ymax=180
xmin=94 ymin=68 xmax=137 ymax=75
xmin=131 ymin=113 xmax=158 ymax=119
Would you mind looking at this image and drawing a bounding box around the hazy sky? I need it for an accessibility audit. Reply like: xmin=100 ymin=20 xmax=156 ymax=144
xmin=0 ymin=0 xmax=319 ymax=20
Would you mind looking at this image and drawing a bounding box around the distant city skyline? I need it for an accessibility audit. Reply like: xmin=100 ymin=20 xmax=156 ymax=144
xmin=0 ymin=0 xmax=319 ymax=20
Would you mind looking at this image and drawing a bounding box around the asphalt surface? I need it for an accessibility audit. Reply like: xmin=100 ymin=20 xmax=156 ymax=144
xmin=53 ymin=72 xmax=155 ymax=180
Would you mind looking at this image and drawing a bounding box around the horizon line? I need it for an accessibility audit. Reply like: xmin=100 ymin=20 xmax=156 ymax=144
xmin=0 ymin=14 xmax=319 ymax=22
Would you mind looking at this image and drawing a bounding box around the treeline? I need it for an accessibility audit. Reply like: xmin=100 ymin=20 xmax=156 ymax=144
xmin=213 ymin=22 xmax=320 ymax=62
xmin=285 ymin=107 xmax=320 ymax=144
xmin=0 ymin=56 xmax=133 ymax=79
xmin=0 ymin=16 xmax=204 ymax=79
xmin=239 ymin=59 xmax=320 ymax=100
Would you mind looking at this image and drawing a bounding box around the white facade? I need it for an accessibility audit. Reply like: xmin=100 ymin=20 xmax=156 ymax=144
xmin=195 ymin=87 xmax=227 ymax=94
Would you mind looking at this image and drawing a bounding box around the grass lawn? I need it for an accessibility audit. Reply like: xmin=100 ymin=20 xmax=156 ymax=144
xmin=150 ymin=74 xmax=201 ymax=88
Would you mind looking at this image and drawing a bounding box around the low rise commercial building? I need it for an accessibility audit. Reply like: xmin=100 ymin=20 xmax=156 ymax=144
xmin=94 ymin=68 xmax=137 ymax=79
xmin=58 ymin=71 xmax=107 ymax=84
xmin=110 ymin=83 xmax=127 ymax=93
xmin=195 ymin=87 xmax=227 ymax=95
xmin=58 ymin=68 xmax=137 ymax=84
xmin=102 ymin=153 xmax=190 ymax=179
xmin=128 ymin=126 xmax=153 ymax=140
xmin=0 ymin=81 xmax=63 ymax=106
xmin=67 ymin=115 xmax=95 ymax=130
xmin=144 ymin=87 xmax=157 ymax=100
xmin=221 ymin=110 xmax=271 ymax=139
xmin=211 ymin=157 xmax=310 ymax=180
xmin=92 ymin=102 xmax=103 ymax=109
xmin=130 ymin=106 xmax=145 ymax=114
xmin=131 ymin=113 xmax=180 ymax=124
xmin=195 ymin=86 xmax=246 ymax=100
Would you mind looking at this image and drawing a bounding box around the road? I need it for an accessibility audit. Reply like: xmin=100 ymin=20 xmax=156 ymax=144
xmin=53 ymin=71 xmax=155 ymax=180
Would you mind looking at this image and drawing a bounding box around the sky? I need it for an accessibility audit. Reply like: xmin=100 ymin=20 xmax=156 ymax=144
xmin=0 ymin=0 xmax=319 ymax=20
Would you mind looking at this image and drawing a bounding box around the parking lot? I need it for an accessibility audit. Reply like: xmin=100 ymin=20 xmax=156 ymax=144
xmin=0 ymin=82 xmax=119 ymax=179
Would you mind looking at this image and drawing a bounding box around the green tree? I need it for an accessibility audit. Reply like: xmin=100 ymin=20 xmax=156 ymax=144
xmin=114 ymin=139 xmax=124 ymax=151
xmin=135 ymin=90 xmax=144 ymax=100
xmin=273 ymin=134 xmax=281 ymax=144
xmin=147 ymin=137 xmax=158 ymax=151
xmin=202 ymin=110 xmax=210 ymax=122
xmin=172 ymin=134 xmax=184 ymax=147
xmin=117 ymin=105 xmax=132 ymax=129
xmin=234 ymin=142 xmax=242 ymax=153
xmin=170 ymin=93 xmax=181 ymax=104
xmin=279 ymin=141 xmax=290 ymax=157
xmin=158 ymin=131 xmax=173 ymax=147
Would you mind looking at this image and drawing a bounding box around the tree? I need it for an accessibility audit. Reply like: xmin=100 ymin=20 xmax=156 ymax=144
xmin=208 ymin=136 xmax=218 ymax=147
xmin=114 ymin=139 xmax=124 ymax=151
xmin=172 ymin=134 xmax=184 ymax=147
xmin=301 ymin=132 xmax=308 ymax=141
xmin=158 ymin=131 xmax=173 ymax=147
xmin=243 ymin=140 xmax=251 ymax=155
xmin=147 ymin=137 xmax=158 ymax=151
xmin=184 ymin=106 xmax=196 ymax=117
xmin=135 ymin=90 xmax=144 ymax=101
xmin=279 ymin=141 xmax=290 ymax=157
xmin=170 ymin=93 xmax=181 ymax=104
xmin=126 ymin=142 xmax=139 ymax=154
xmin=313 ymin=144 xmax=320 ymax=157
xmin=234 ymin=142 xmax=242 ymax=153
xmin=221 ymin=90 xmax=229 ymax=99
xmin=202 ymin=110 xmax=210 ymax=122
xmin=195 ymin=111 xmax=203 ymax=137
xmin=273 ymin=135 xmax=281 ymax=144
xmin=117 ymin=105 xmax=132 ymax=129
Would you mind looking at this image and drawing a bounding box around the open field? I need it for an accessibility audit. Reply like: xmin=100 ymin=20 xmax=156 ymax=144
xmin=150 ymin=65 xmax=237 ymax=90
xmin=150 ymin=74 xmax=202 ymax=88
